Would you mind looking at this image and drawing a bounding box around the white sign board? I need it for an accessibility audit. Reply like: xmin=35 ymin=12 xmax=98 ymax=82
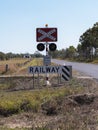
xmin=29 ymin=66 xmax=62 ymax=74
xmin=43 ymin=56 xmax=51 ymax=65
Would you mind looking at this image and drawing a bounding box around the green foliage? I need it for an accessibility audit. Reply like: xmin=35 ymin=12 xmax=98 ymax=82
xmin=79 ymin=22 xmax=98 ymax=59
xmin=65 ymin=46 xmax=76 ymax=58
xmin=49 ymin=46 xmax=76 ymax=59
xmin=0 ymin=52 xmax=32 ymax=61
xmin=0 ymin=52 xmax=6 ymax=60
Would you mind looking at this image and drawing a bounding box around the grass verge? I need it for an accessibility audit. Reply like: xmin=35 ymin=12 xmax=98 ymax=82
xmin=0 ymin=79 xmax=84 ymax=116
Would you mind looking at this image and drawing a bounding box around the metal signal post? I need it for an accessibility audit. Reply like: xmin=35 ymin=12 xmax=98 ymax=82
xmin=45 ymin=44 xmax=50 ymax=85
xmin=36 ymin=24 xmax=58 ymax=86
xmin=45 ymin=24 xmax=51 ymax=85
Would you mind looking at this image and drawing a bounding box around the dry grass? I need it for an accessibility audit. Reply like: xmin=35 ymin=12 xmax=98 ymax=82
xmin=0 ymin=58 xmax=43 ymax=75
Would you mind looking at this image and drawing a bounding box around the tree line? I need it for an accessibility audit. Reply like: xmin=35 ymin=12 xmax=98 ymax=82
xmin=0 ymin=52 xmax=43 ymax=60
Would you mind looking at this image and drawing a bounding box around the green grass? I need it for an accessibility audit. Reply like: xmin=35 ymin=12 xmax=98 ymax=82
xmin=0 ymin=82 xmax=16 ymax=90
xmin=0 ymin=78 xmax=84 ymax=116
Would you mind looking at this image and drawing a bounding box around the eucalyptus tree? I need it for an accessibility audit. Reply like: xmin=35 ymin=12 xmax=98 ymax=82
xmin=79 ymin=22 xmax=98 ymax=59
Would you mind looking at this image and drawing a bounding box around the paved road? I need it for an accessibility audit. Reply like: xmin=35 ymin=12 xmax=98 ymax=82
xmin=52 ymin=59 xmax=98 ymax=79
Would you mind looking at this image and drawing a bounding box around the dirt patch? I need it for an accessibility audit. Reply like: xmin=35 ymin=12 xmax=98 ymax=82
xmin=69 ymin=93 xmax=95 ymax=105
xmin=40 ymin=93 xmax=98 ymax=130
xmin=0 ymin=112 xmax=62 ymax=129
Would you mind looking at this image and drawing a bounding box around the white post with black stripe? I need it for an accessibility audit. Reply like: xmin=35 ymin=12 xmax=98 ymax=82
xmin=62 ymin=66 xmax=72 ymax=81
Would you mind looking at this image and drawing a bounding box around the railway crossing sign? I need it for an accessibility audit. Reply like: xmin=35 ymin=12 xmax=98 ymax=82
xmin=29 ymin=65 xmax=72 ymax=81
xmin=36 ymin=28 xmax=57 ymax=42
xmin=29 ymin=66 xmax=61 ymax=74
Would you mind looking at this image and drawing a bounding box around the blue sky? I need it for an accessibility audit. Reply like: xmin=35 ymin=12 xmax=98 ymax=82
xmin=0 ymin=0 xmax=98 ymax=54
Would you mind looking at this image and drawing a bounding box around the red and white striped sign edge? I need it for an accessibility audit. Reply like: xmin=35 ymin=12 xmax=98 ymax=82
xmin=36 ymin=28 xmax=57 ymax=42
